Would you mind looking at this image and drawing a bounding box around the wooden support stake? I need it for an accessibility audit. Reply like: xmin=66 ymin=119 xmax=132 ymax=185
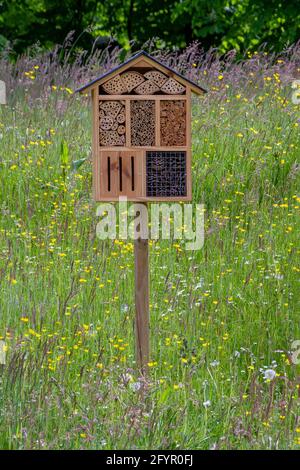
xmin=134 ymin=206 xmax=150 ymax=372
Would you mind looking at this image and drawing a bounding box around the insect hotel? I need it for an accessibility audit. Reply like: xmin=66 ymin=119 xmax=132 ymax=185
xmin=77 ymin=51 xmax=206 ymax=370
xmin=77 ymin=51 xmax=206 ymax=202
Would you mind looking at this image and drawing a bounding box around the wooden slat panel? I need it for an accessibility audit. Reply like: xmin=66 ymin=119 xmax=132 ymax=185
xmin=119 ymin=151 xmax=143 ymax=198
xmin=98 ymin=150 xmax=143 ymax=200
xmin=99 ymin=151 xmax=118 ymax=198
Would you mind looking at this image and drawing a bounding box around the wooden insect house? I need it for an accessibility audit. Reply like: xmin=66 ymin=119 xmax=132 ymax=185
xmin=77 ymin=51 xmax=206 ymax=201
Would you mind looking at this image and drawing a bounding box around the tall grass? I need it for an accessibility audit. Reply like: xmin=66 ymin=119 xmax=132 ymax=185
xmin=0 ymin=40 xmax=299 ymax=449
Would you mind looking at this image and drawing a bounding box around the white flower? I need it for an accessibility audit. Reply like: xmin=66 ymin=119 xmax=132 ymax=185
xmin=203 ymin=400 xmax=211 ymax=408
xmin=130 ymin=381 xmax=142 ymax=392
xmin=262 ymin=369 xmax=276 ymax=381
xmin=210 ymin=360 xmax=220 ymax=367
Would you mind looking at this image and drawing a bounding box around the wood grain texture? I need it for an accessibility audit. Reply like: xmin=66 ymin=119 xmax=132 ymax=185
xmin=134 ymin=218 xmax=149 ymax=372
xmin=98 ymin=150 xmax=143 ymax=199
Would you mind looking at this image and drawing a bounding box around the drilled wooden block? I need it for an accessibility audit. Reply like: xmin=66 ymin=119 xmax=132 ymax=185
xmin=161 ymin=78 xmax=186 ymax=94
xmin=134 ymin=80 xmax=160 ymax=95
xmin=131 ymin=100 xmax=155 ymax=146
xmin=144 ymin=70 xmax=168 ymax=88
xmin=99 ymin=100 xmax=126 ymax=146
xmin=102 ymin=75 xmax=127 ymax=94
xmin=117 ymin=112 xmax=126 ymax=123
xmin=121 ymin=71 xmax=145 ymax=92
xmin=99 ymin=116 xmax=114 ymax=131
xmin=99 ymin=131 xmax=125 ymax=146
xmin=160 ymin=100 xmax=186 ymax=146
xmin=117 ymin=125 xmax=126 ymax=135
xmin=100 ymin=100 xmax=123 ymax=119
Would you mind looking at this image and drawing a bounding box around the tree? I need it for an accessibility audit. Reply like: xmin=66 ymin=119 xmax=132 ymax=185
xmin=0 ymin=0 xmax=299 ymax=54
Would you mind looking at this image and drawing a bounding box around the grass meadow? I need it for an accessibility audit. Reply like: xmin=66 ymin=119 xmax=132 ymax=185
xmin=0 ymin=43 xmax=299 ymax=450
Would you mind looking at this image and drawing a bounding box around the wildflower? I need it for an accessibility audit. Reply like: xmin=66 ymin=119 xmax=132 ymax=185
xmin=210 ymin=360 xmax=220 ymax=367
xmin=147 ymin=361 xmax=157 ymax=367
xmin=130 ymin=381 xmax=142 ymax=392
xmin=203 ymin=400 xmax=211 ymax=408
xmin=262 ymin=369 xmax=276 ymax=381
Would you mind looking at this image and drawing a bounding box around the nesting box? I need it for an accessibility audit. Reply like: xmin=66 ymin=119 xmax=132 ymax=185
xmin=77 ymin=51 xmax=206 ymax=201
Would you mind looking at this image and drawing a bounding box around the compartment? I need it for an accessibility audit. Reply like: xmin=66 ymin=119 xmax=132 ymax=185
xmin=160 ymin=100 xmax=186 ymax=146
xmin=130 ymin=100 xmax=155 ymax=146
xmin=99 ymin=151 xmax=143 ymax=198
xmin=146 ymin=151 xmax=187 ymax=197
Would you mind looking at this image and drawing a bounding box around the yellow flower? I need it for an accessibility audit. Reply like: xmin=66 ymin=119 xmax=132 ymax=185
xmin=147 ymin=361 xmax=157 ymax=367
xmin=20 ymin=317 xmax=29 ymax=323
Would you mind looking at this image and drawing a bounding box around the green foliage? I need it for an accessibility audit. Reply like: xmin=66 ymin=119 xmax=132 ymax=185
xmin=71 ymin=157 xmax=87 ymax=172
xmin=0 ymin=0 xmax=299 ymax=54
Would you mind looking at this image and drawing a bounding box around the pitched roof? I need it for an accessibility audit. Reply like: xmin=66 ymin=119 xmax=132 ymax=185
xmin=76 ymin=50 xmax=207 ymax=95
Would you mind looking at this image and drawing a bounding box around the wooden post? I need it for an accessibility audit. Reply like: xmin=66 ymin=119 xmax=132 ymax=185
xmin=134 ymin=204 xmax=150 ymax=372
